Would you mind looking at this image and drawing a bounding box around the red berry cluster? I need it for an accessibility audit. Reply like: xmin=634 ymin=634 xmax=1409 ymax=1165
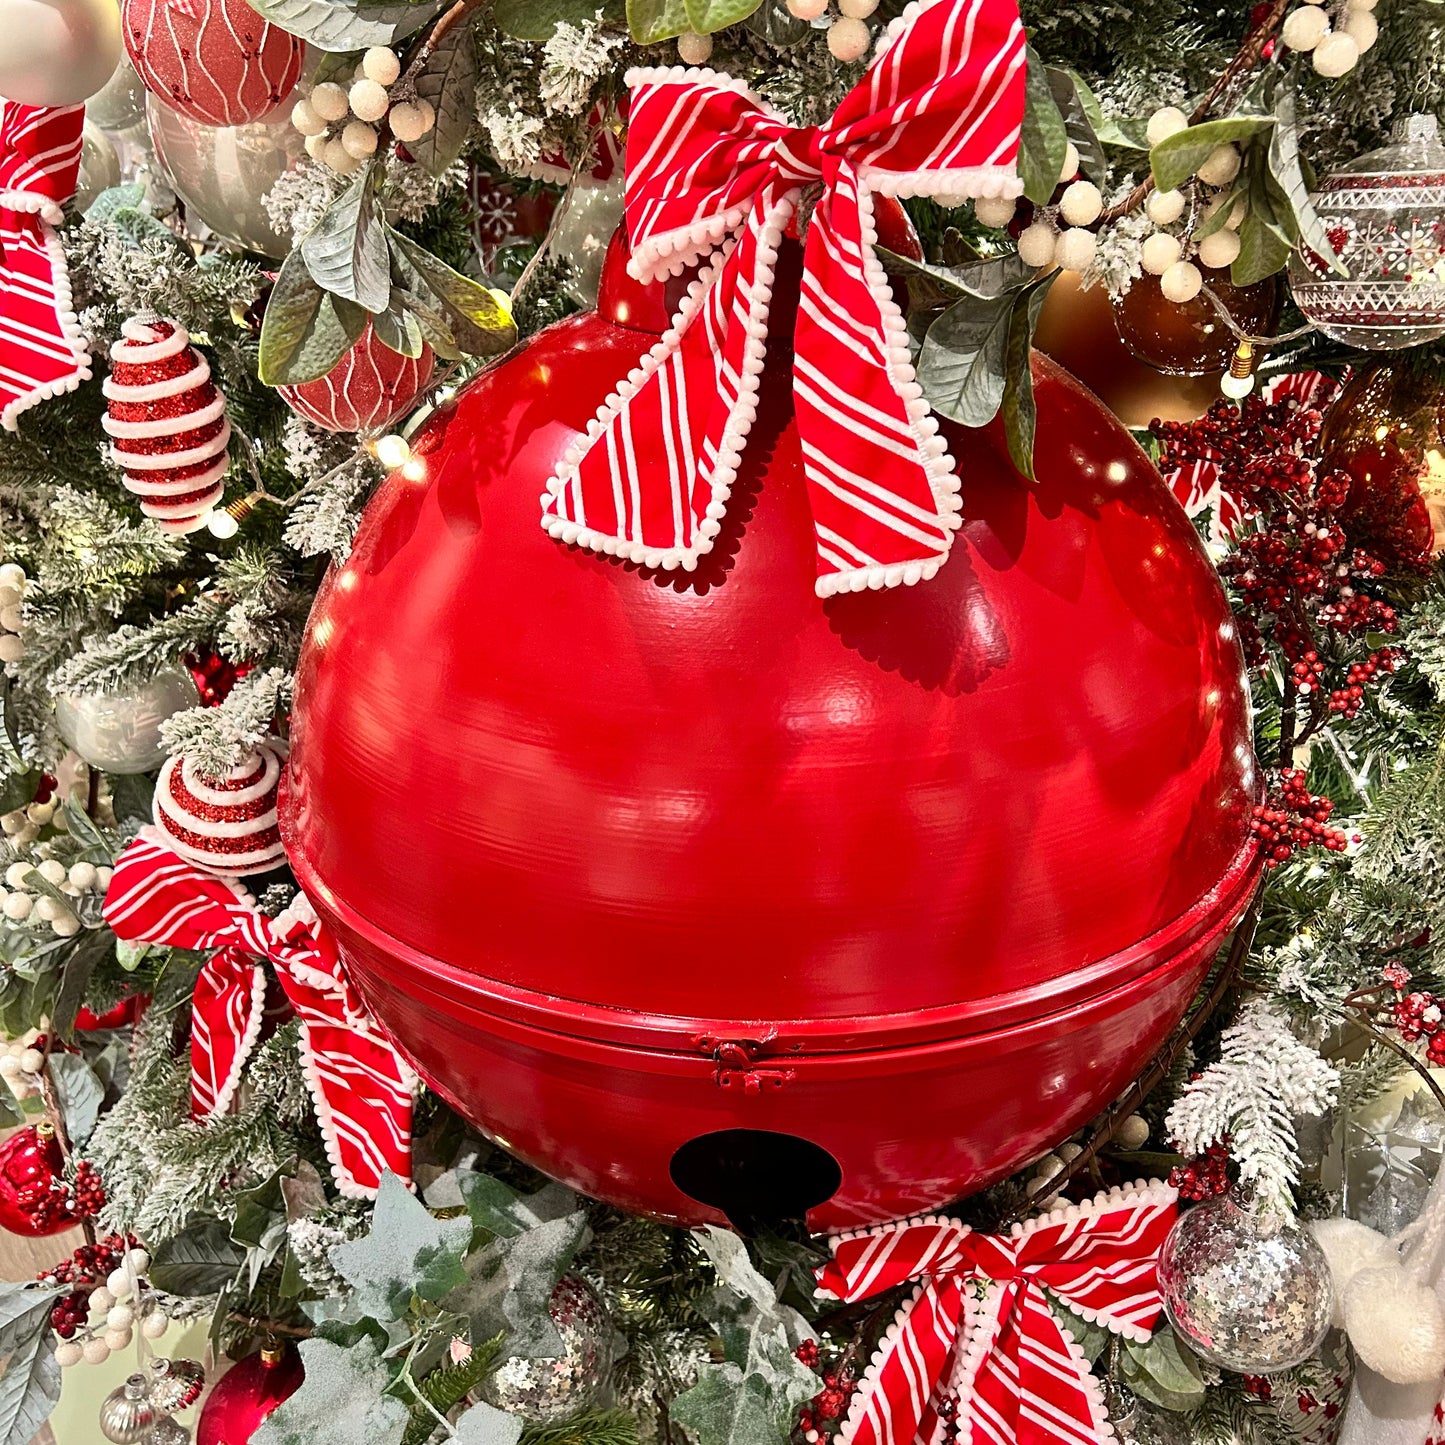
xmin=1250 ymin=769 xmax=1349 ymax=867
xmin=72 ymin=1160 xmax=105 ymax=1219
xmin=1391 ymin=992 xmax=1445 ymax=1065
xmin=794 ymin=1340 xmax=859 ymax=1443
xmin=39 ymin=1233 xmax=139 ymax=1339
xmin=1168 ymin=1140 xmax=1232 ymax=1200
xmin=1328 ymin=648 xmax=1401 ymax=718
xmin=1242 ymin=1375 xmax=1274 ymax=1401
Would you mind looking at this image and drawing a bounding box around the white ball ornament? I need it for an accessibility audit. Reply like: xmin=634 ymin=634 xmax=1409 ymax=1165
xmin=1343 ymin=1264 xmax=1445 ymax=1384
xmin=106 ymin=1305 xmax=134 ymax=1332
xmin=348 ymin=77 xmax=391 ymax=122
xmin=3 ymin=895 xmax=33 ymax=923
xmin=50 ymin=913 xmax=81 ymax=937
xmin=89 ymin=1287 xmax=114 ymax=1315
xmin=67 ymin=862 xmax=97 ymax=891
xmin=0 ymin=635 xmax=24 ymax=664
xmin=1311 ymin=1218 xmax=1395 ymax=1327
xmin=826 ymin=15 xmax=871 ymax=61
xmin=141 ymin=1311 xmax=170 ymax=1340
xmin=1116 ymin=1114 xmax=1151 ymax=1150
xmin=36 ymin=859 xmax=65 ymax=886
xmin=0 ymin=1056 xmax=18 ymax=1079
xmin=103 ymin=1328 xmax=132 ymax=1351
xmin=127 ymin=1248 xmax=150 ymax=1273
xmin=1197 ymin=143 xmax=1242 ymax=187
xmin=974 ymin=194 xmax=1017 ymax=228
xmin=1059 ymin=141 xmax=1081 ymax=184
xmin=1141 ymin=231 xmax=1183 ymax=275
xmin=1161 ymin=260 xmax=1203 ymax=302
xmin=786 ymin=0 xmax=828 ymax=16
xmin=1281 ymin=4 xmax=1329 ymax=48
xmin=1017 ymin=222 xmax=1057 ymax=268
xmin=309 ymin=82 xmax=350 ymax=122
xmin=1146 ymin=188 xmax=1186 ymax=225
xmin=1312 ymin=30 xmax=1360 ymax=74
xmin=290 ymin=98 xmax=326 ymax=137
xmin=304 ymin=133 xmax=328 ymax=161
xmin=1055 ymin=227 xmax=1098 ymax=272
xmin=3 ymin=862 xmax=29 ymax=890
xmin=324 ymin=139 xmax=362 ymax=175
xmin=106 ymin=1269 xmax=133 ymax=1300
xmin=0 ymin=0 xmax=122 ymax=106
xmin=1351 ymin=0 xmax=1377 ymax=10
xmin=34 ymin=897 xmax=63 ymax=922
xmin=18 ymin=1048 xmax=43 ymax=1074
xmin=0 ymin=565 xmax=24 ymax=591
xmin=838 ymin=0 xmax=879 ymax=15
xmin=1146 ymin=106 xmax=1189 ymax=147
xmin=82 ymin=1338 xmax=111 ymax=1365
xmin=1198 ymin=228 xmax=1242 ymax=270
xmin=1342 ymin=9 xmax=1378 ymax=49
xmin=676 ymin=29 xmax=713 ymax=63
xmin=361 ymin=46 xmax=401 ymax=85
xmin=55 ymin=1341 xmax=83 ymax=1367
xmin=0 ymin=605 xmax=22 ymax=634
xmin=388 ymin=101 xmax=427 ymax=144
xmin=341 ymin=121 xmax=379 ymax=158
xmin=1059 ymin=180 xmax=1103 ymax=226
xmin=96 ymin=866 xmax=113 ymax=891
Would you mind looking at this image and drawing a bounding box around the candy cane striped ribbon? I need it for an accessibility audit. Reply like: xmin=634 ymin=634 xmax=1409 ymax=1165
xmin=0 ymin=100 xmax=90 ymax=431
xmin=540 ymin=0 xmax=1026 ymax=598
xmin=102 ymin=829 xmax=416 ymax=1198
xmin=814 ymin=1182 xmax=1178 ymax=1445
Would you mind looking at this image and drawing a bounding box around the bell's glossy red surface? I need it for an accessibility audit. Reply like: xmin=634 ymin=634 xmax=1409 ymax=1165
xmin=281 ymin=228 xmax=1260 ymax=1230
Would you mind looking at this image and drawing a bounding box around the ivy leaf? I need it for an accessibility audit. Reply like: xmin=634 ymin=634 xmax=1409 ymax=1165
xmin=239 ymin=0 xmax=440 ymax=52
xmin=386 ymin=230 xmax=515 ymax=355
xmin=1000 ymin=269 xmax=1057 ymax=481
xmin=302 ymin=162 xmax=391 ymax=312
xmin=1150 ymin=115 xmax=1275 ymax=194
xmin=452 ymin=1403 xmax=522 ymax=1445
xmin=1267 ymin=83 xmax=1346 ymax=276
xmin=404 ymin=23 xmax=477 ymax=176
xmin=0 ymin=1322 xmax=60 ymax=1445
xmin=494 ymin=0 xmax=622 ymax=37
xmin=626 ymin=0 xmax=690 ymax=42
xmin=46 ymin=1052 xmax=103 ymax=1145
xmin=916 ymin=292 xmax=1014 ymax=429
xmin=253 ymin=1338 xmax=409 ymax=1445
xmin=258 ymin=250 xmax=367 ymax=386
xmin=685 ymin=0 xmax=764 ymax=33
xmin=1046 ymin=67 xmax=1107 ymax=185
xmin=149 ymin=1217 xmax=246 ymax=1295
xmin=1018 ymin=47 xmax=1069 ymax=205
xmin=330 ymin=1172 xmax=471 ymax=1322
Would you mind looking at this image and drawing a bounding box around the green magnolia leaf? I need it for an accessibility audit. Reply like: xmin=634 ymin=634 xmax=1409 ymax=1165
xmin=404 ymin=22 xmax=478 ymax=176
xmin=46 ymin=1052 xmax=103 ymax=1145
xmin=371 ymin=294 xmax=427 ymax=358
xmin=743 ymin=0 xmax=811 ymax=45
xmin=0 ymin=1321 xmax=60 ymax=1445
xmin=1001 ymin=270 xmax=1057 ymax=481
xmin=916 ymin=292 xmax=1013 ymax=429
xmin=1019 ymin=47 xmax=1069 ymax=205
xmin=253 ymin=1338 xmax=409 ymax=1445
xmin=1046 ymin=67 xmax=1107 ymax=185
xmin=1120 ymin=1330 xmax=1208 ymax=1411
xmin=1192 ymin=186 xmax=1240 ymax=241
xmin=107 ymin=772 xmax=155 ymax=829
xmin=385 ymin=287 xmax=459 ymax=359
xmin=1150 ymin=115 xmax=1275 ymax=194
xmin=1232 ymin=146 xmax=1294 ymax=286
xmin=0 ymin=1092 xmax=21 ymax=1131
xmin=50 ymin=928 xmax=110 ymax=1038
xmin=302 ymin=162 xmax=391 ymax=312
xmin=1268 ymin=84 xmax=1346 ymax=276
xmin=59 ymin=800 xmax=116 ymax=862
xmin=0 ymin=1285 xmax=62 ymax=1357
xmin=1048 ymin=1301 xmax=1110 ymax=1363
xmin=0 ymin=769 xmax=40 ymax=816
xmin=493 ymin=0 xmax=613 ymax=37
xmin=330 ymin=1172 xmax=471 ymax=1321
xmin=232 ymin=1166 xmax=293 ymax=1291
xmin=627 ymin=0 xmax=690 ymax=43
xmin=685 ymin=0 xmax=764 ymax=34
xmin=258 ymin=250 xmax=367 ymax=386
xmin=452 ymin=1403 xmax=522 ymax=1445
xmin=1096 ymin=113 xmax=1150 ymax=152
xmin=386 ymin=230 xmax=515 ymax=356
xmin=240 ymin=0 xmax=440 ymax=51
xmin=149 ymin=1217 xmax=246 ymax=1295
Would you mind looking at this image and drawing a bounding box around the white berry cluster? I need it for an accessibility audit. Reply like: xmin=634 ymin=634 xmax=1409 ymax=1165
xmin=1024 ymin=1114 xmax=1150 ymax=1208
xmin=1280 ymin=0 xmax=1379 ymax=78
xmin=54 ymin=1249 xmax=174 ymax=1368
xmin=0 ymin=1032 xmax=51 ymax=1099
xmin=0 ymin=561 xmax=27 ymax=667
xmin=995 ymin=142 xmax=1104 ymax=275
xmin=0 ymin=854 xmax=110 ymax=939
xmin=677 ymin=0 xmax=878 ymax=65
xmin=290 ymin=48 xmax=437 ymax=176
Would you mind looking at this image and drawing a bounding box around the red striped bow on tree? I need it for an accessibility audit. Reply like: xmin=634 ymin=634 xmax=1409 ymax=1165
xmin=540 ymin=0 xmax=1026 ymax=599
xmin=814 ymin=1182 xmax=1179 ymax=1445
xmin=0 ymin=100 xmax=91 ymax=431
xmin=102 ymin=829 xmax=415 ymax=1198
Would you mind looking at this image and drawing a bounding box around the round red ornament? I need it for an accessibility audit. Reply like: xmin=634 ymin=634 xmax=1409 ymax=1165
xmin=74 ymin=994 xmax=149 ymax=1030
xmin=154 ymin=744 xmax=285 ymax=877
xmin=122 ymin=0 xmax=303 ymax=128
xmin=280 ymin=225 xmax=1259 ymax=1232
xmin=0 ymin=1123 xmax=76 ymax=1238
xmin=277 ymin=326 xmax=436 ymax=435
xmin=197 ymin=1344 xmax=303 ymax=1445
xmin=102 ymin=316 xmax=230 ymax=535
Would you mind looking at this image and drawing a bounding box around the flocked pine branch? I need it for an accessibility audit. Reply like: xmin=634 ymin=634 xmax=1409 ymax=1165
xmin=158 ymin=667 xmax=292 ymax=777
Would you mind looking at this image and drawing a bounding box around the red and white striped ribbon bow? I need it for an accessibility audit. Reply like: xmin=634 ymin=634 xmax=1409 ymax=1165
xmin=0 ymin=100 xmax=91 ymax=431
xmin=814 ymin=1182 xmax=1179 ymax=1445
xmin=102 ymin=829 xmax=416 ymax=1198
xmin=540 ymin=0 xmax=1026 ymax=598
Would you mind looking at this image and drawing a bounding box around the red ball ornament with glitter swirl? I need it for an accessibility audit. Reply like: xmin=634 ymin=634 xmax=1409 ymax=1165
xmin=154 ymin=744 xmax=285 ymax=877
xmin=102 ymin=316 xmax=230 ymax=535
xmin=197 ymin=1344 xmax=304 ymax=1445
xmin=278 ymin=325 xmax=436 ymax=435
xmin=122 ymin=0 xmax=303 ymax=128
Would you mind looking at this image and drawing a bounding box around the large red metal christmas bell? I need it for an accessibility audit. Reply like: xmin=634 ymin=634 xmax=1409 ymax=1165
xmin=281 ymin=216 xmax=1259 ymax=1232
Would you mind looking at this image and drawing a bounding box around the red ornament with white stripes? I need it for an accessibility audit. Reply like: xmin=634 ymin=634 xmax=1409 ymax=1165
xmin=154 ymin=744 xmax=285 ymax=877
xmin=121 ymin=0 xmax=303 ymax=128
xmin=102 ymin=315 xmax=230 ymax=534
xmin=277 ymin=325 xmax=435 ymax=434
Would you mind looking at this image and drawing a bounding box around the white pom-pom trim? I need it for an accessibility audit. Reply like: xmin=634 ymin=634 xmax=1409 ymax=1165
xmin=200 ymin=962 xmax=268 ymax=1119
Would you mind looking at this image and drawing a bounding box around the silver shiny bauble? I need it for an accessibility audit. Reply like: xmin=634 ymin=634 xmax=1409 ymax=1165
xmin=554 ymin=177 xmax=626 ymax=307
xmin=99 ymin=1374 xmax=160 ymax=1444
xmin=54 ymin=668 xmax=198 ymax=775
xmin=75 ymin=119 xmax=121 ymax=214
xmin=86 ymin=53 xmax=145 ymax=130
xmin=146 ymin=1356 xmax=205 ymax=1414
xmin=146 ymin=91 xmax=305 ymax=258
xmin=142 ymin=1420 xmax=190 ymax=1445
xmin=1158 ymin=1193 xmax=1333 ymax=1373
xmin=0 ymin=0 xmax=122 ymax=106
xmin=474 ymin=1273 xmax=615 ymax=1424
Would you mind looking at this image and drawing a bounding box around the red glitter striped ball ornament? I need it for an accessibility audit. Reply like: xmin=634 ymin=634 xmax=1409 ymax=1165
xmin=102 ymin=315 xmax=231 ymax=536
xmin=277 ymin=325 xmax=435 ymax=434
xmin=153 ymin=743 xmax=285 ymax=877
xmin=122 ymin=0 xmax=303 ymax=127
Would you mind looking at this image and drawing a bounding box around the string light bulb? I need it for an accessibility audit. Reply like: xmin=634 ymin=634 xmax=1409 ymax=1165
xmin=205 ymin=495 xmax=257 ymax=539
xmin=1220 ymin=341 xmax=1257 ymax=399
xmin=373 ymin=433 xmax=411 ymax=470
xmin=401 ymin=456 xmax=427 ymax=481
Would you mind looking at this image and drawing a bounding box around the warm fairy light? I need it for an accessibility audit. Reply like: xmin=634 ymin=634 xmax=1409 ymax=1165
xmin=374 ymin=433 xmax=411 ymax=470
xmin=401 ymin=457 xmax=427 ymax=481
xmin=1220 ymin=340 xmax=1256 ymax=399
xmin=205 ymin=496 xmax=256 ymax=539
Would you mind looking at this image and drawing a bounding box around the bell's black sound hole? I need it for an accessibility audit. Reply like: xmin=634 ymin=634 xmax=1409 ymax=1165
xmin=670 ymin=1129 xmax=842 ymax=1233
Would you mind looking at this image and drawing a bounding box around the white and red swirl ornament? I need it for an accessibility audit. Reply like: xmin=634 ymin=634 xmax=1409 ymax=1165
xmin=540 ymin=0 xmax=1026 ymax=598
xmin=153 ymin=743 xmax=285 ymax=876
xmin=102 ymin=828 xmax=416 ymax=1197
xmin=0 ymin=101 xmax=90 ymax=431
xmin=122 ymin=0 xmax=304 ymax=128
xmin=814 ymin=1181 xmax=1179 ymax=1445
xmin=102 ymin=315 xmax=231 ymax=534
xmin=277 ymin=324 xmax=435 ymax=434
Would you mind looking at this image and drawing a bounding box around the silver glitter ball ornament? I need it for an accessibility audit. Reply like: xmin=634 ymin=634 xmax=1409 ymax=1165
xmin=144 ymin=1419 xmax=191 ymax=1444
xmin=100 ymin=1374 xmax=161 ymax=1444
xmin=474 ymin=1273 xmax=615 ymax=1424
xmin=54 ymin=667 xmax=198 ymax=775
xmin=1158 ymin=1193 xmax=1332 ymax=1373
